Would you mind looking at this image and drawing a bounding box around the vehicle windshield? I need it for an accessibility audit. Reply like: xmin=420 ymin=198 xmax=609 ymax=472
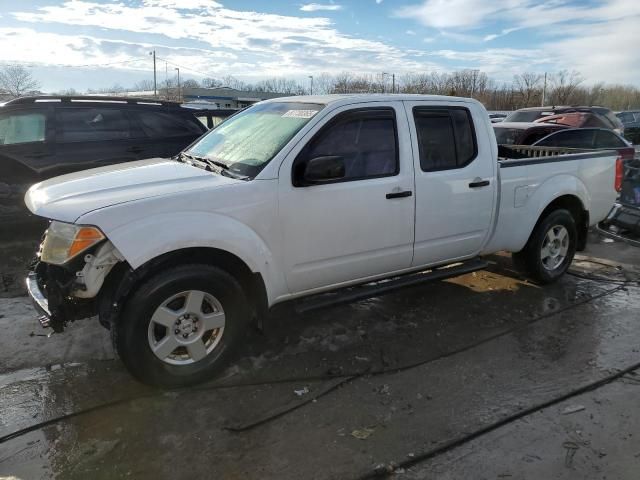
xmin=503 ymin=110 xmax=548 ymax=122
xmin=185 ymin=101 xmax=324 ymax=178
xmin=493 ymin=127 xmax=522 ymax=145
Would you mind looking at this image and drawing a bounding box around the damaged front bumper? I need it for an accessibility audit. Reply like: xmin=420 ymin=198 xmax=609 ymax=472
xmin=26 ymin=272 xmax=51 ymax=322
xmin=26 ymin=261 xmax=98 ymax=332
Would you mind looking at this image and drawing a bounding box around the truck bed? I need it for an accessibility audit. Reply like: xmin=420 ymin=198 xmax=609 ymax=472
xmin=482 ymin=144 xmax=619 ymax=255
xmin=497 ymin=144 xmax=615 ymax=167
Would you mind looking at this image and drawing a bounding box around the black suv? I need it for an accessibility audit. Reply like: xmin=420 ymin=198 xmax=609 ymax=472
xmin=503 ymin=106 xmax=624 ymax=135
xmin=0 ymin=96 xmax=207 ymax=226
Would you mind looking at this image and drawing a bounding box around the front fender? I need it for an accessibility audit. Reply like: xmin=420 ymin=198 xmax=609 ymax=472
xmin=81 ymin=211 xmax=286 ymax=305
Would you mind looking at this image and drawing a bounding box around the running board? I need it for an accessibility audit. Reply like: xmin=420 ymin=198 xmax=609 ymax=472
xmin=294 ymin=257 xmax=489 ymax=314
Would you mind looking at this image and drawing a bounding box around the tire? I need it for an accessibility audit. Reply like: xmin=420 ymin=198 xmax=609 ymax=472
xmin=113 ymin=264 xmax=249 ymax=388
xmin=512 ymin=209 xmax=577 ymax=284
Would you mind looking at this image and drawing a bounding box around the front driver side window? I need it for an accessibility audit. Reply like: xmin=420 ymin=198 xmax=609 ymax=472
xmin=294 ymin=108 xmax=398 ymax=184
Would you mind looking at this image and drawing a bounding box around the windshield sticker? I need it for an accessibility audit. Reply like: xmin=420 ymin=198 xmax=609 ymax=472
xmin=282 ymin=109 xmax=318 ymax=119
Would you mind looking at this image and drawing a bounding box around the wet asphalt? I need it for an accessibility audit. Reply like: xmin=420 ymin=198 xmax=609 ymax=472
xmin=0 ymin=230 xmax=639 ymax=479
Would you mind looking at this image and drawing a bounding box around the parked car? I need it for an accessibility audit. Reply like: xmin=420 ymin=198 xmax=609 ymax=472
xmin=600 ymin=157 xmax=640 ymax=241
xmin=0 ymin=96 xmax=207 ymax=225
xmin=535 ymin=111 xmax=610 ymax=129
xmin=504 ymin=106 xmax=624 ymax=135
xmin=488 ymin=112 xmax=508 ymax=123
xmin=493 ymin=122 xmax=568 ymax=145
xmin=533 ymin=128 xmax=635 ymax=162
xmin=616 ymin=110 xmax=640 ymax=145
xmin=24 ymin=94 xmax=619 ymax=387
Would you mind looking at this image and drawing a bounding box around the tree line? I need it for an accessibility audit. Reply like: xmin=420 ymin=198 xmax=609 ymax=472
xmin=1 ymin=64 xmax=639 ymax=111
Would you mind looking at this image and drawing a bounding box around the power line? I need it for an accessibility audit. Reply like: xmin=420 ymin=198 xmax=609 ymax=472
xmin=154 ymin=56 xmax=214 ymax=78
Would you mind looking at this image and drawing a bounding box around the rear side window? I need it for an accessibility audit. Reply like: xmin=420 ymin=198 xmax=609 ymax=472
xmin=617 ymin=112 xmax=635 ymax=124
xmin=296 ymin=108 xmax=398 ymax=183
xmin=0 ymin=112 xmax=46 ymax=145
xmin=594 ymin=130 xmax=626 ymax=148
xmin=135 ymin=111 xmax=204 ymax=138
xmin=57 ymin=108 xmax=130 ymax=143
xmin=535 ymin=129 xmax=595 ymax=148
xmin=413 ymin=107 xmax=477 ymax=171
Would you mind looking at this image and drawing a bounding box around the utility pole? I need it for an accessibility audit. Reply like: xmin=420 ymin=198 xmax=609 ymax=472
xmin=381 ymin=72 xmax=389 ymax=93
xmin=150 ymin=50 xmax=157 ymax=98
xmin=175 ymin=67 xmax=181 ymax=102
xmin=392 ymin=73 xmax=395 ymax=94
xmin=308 ymin=75 xmax=313 ymax=95
xmin=541 ymin=72 xmax=547 ymax=107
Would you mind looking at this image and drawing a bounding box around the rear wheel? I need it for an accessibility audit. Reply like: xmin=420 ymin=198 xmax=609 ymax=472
xmin=512 ymin=209 xmax=577 ymax=284
xmin=114 ymin=264 xmax=248 ymax=388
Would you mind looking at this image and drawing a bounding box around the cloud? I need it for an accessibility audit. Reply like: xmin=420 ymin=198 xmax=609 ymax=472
xmin=376 ymin=0 xmax=383 ymax=4
xmin=300 ymin=3 xmax=343 ymax=11
xmin=395 ymin=0 xmax=516 ymax=29
xmin=7 ymin=0 xmax=428 ymax=80
xmin=405 ymin=30 xmax=416 ymax=35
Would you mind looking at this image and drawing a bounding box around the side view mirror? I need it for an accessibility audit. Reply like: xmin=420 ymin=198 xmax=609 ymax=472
xmin=302 ymin=156 xmax=345 ymax=184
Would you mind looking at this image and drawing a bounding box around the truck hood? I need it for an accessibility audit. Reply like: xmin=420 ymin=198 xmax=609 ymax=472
xmin=25 ymin=158 xmax=240 ymax=223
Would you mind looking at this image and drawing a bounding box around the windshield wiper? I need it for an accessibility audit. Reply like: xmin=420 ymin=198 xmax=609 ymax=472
xmin=180 ymin=152 xmax=249 ymax=180
xmin=180 ymin=152 xmax=227 ymax=170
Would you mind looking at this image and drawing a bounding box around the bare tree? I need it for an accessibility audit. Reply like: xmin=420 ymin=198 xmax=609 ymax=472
xmin=181 ymin=78 xmax=200 ymax=89
xmin=133 ymin=79 xmax=154 ymax=91
xmin=201 ymin=77 xmax=223 ymax=88
xmin=0 ymin=65 xmax=40 ymax=98
xmin=549 ymin=70 xmax=583 ymax=105
xmin=513 ymin=72 xmax=542 ymax=107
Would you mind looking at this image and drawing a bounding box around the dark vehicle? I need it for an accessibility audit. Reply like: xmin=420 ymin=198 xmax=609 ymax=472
xmin=616 ymin=110 xmax=640 ymax=145
xmin=493 ymin=121 xmax=568 ymax=145
xmin=0 ymin=96 xmax=207 ymax=225
xmin=532 ymin=128 xmax=635 ymax=162
xmin=184 ymin=107 xmax=237 ymax=129
xmin=600 ymin=158 xmax=640 ymax=243
xmin=504 ymin=106 xmax=624 ymax=135
xmin=488 ymin=112 xmax=508 ymax=123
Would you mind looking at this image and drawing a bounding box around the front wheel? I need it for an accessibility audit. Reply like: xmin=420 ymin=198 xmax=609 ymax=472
xmin=512 ymin=209 xmax=577 ymax=284
xmin=113 ymin=264 xmax=249 ymax=388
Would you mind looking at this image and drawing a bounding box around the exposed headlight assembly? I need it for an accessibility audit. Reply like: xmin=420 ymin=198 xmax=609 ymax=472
xmin=40 ymin=221 xmax=105 ymax=265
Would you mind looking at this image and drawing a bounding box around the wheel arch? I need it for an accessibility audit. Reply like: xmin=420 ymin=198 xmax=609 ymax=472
xmin=98 ymin=247 xmax=269 ymax=331
xmin=532 ymin=194 xmax=589 ymax=252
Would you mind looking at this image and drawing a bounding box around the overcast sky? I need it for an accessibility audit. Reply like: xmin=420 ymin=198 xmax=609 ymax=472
xmin=0 ymin=0 xmax=638 ymax=92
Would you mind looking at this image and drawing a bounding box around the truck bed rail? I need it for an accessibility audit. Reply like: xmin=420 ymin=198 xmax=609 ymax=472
xmin=498 ymin=144 xmax=616 ymax=168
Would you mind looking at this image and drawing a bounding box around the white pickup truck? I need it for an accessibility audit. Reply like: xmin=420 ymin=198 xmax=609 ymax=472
xmin=24 ymin=94 xmax=620 ymax=386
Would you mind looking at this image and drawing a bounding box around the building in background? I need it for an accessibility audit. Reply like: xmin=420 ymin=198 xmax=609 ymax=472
xmin=182 ymin=87 xmax=287 ymax=108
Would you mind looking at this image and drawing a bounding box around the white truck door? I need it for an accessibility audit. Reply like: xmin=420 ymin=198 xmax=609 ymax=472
xmin=405 ymin=100 xmax=496 ymax=267
xmin=278 ymin=102 xmax=415 ymax=294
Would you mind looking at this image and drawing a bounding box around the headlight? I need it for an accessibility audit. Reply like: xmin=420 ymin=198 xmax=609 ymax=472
xmin=40 ymin=221 xmax=105 ymax=265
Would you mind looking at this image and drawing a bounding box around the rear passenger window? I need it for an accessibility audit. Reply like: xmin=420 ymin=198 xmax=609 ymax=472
xmin=0 ymin=112 xmax=46 ymax=145
xmin=535 ymin=130 xmax=594 ymax=149
xmin=413 ymin=107 xmax=477 ymax=172
xmin=57 ymin=108 xmax=130 ymax=142
xmin=296 ymin=108 xmax=398 ymax=183
xmin=135 ymin=112 xmax=203 ymax=138
xmin=594 ymin=130 xmax=625 ymax=148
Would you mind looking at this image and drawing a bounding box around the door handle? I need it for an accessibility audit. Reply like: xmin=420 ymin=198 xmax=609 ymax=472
xmin=386 ymin=190 xmax=412 ymax=199
xmin=469 ymin=179 xmax=490 ymax=188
